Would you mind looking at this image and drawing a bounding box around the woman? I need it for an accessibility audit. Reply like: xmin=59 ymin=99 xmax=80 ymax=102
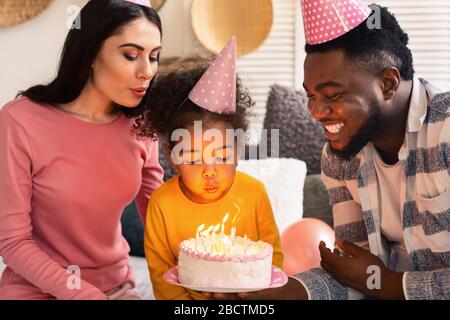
xmin=0 ymin=0 xmax=164 ymax=300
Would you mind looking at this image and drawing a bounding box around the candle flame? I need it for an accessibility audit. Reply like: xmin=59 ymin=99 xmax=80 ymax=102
xmin=195 ymin=202 xmax=242 ymax=241
xmin=222 ymin=213 xmax=229 ymax=224
xmin=201 ymin=225 xmax=214 ymax=236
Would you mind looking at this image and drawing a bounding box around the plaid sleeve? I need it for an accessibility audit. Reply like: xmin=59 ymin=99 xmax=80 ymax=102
xmin=321 ymin=146 xmax=370 ymax=249
xmin=289 ymin=147 xmax=368 ymax=300
xmin=292 ymin=268 xmax=365 ymax=300
xmin=404 ymin=268 xmax=450 ymax=300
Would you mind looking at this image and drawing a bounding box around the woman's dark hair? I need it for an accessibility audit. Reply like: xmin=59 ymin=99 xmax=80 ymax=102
xmin=18 ymin=0 xmax=162 ymax=118
xmin=305 ymin=5 xmax=414 ymax=80
xmin=135 ymin=62 xmax=254 ymax=148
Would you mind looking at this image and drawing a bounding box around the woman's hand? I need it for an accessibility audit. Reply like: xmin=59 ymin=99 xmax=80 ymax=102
xmin=202 ymin=277 xmax=309 ymax=300
xmin=319 ymin=240 xmax=404 ymax=299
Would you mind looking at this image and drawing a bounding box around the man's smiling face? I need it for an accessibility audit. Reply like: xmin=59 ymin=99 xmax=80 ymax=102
xmin=303 ymin=49 xmax=384 ymax=160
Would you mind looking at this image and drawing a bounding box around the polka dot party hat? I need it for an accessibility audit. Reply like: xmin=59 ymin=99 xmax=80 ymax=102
xmin=188 ymin=36 xmax=237 ymax=114
xmin=125 ymin=0 xmax=152 ymax=8
xmin=300 ymin=0 xmax=372 ymax=45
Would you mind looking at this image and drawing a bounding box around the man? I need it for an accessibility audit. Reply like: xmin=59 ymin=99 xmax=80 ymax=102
xmin=209 ymin=0 xmax=449 ymax=300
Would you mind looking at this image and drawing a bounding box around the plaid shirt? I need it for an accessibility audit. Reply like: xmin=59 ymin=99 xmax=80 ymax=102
xmin=293 ymin=77 xmax=450 ymax=300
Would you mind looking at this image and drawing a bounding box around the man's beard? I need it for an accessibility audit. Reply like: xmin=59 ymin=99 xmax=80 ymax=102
xmin=328 ymin=98 xmax=384 ymax=161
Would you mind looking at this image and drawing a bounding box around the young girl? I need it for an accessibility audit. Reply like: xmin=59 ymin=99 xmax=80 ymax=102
xmin=142 ymin=38 xmax=283 ymax=300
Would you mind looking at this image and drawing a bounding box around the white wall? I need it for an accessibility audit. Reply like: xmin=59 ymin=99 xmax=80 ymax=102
xmin=376 ymin=0 xmax=450 ymax=90
xmin=0 ymin=0 xmax=196 ymax=106
xmin=0 ymin=0 xmax=84 ymax=105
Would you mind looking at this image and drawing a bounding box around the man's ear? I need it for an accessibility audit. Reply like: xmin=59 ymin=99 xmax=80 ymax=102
xmin=381 ymin=67 xmax=401 ymax=100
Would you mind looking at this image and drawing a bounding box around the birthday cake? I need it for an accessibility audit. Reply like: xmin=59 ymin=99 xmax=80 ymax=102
xmin=178 ymin=233 xmax=273 ymax=289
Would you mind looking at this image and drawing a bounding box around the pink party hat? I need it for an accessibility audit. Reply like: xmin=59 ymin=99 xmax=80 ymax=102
xmin=188 ymin=37 xmax=237 ymax=114
xmin=126 ymin=0 xmax=152 ymax=8
xmin=300 ymin=0 xmax=371 ymax=45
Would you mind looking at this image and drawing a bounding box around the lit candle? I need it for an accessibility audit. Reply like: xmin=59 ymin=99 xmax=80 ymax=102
xmin=231 ymin=226 xmax=236 ymax=241
xmin=200 ymin=235 xmax=208 ymax=253
xmin=243 ymin=234 xmax=250 ymax=254
xmin=211 ymin=223 xmax=220 ymax=254
xmin=195 ymin=224 xmax=205 ymax=251
xmin=212 ymin=223 xmax=220 ymax=240
xmin=201 ymin=225 xmax=213 ymax=237
xmin=206 ymin=225 xmax=214 ymax=234
xmin=201 ymin=225 xmax=214 ymax=253
xmin=221 ymin=213 xmax=229 ymax=235
xmin=231 ymin=202 xmax=241 ymax=242
xmin=230 ymin=214 xmax=238 ymax=242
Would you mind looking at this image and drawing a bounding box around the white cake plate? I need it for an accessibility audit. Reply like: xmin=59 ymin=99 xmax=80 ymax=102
xmin=163 ymin=265 xmax=288 ymax=293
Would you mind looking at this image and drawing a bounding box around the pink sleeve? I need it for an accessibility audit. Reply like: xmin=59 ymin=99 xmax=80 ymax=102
xmin=0 ymin=109 xmax=107 ymax=300
xmin=135 ymin=138 xmax=164 ymax=225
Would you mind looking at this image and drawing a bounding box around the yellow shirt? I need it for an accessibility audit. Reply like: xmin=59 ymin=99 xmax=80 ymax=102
xmin=144 ymin=171 xmax=284 ymax=300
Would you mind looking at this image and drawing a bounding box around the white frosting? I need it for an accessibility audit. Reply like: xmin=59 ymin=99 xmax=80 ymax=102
xmin=178 ymin=235 xmax=273 ymax=288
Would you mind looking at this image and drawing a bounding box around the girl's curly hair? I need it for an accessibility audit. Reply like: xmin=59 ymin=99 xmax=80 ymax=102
xmin=134 ymin=62 xmax=254 ymax=148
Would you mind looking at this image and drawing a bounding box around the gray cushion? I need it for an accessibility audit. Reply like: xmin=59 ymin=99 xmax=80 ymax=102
xmin=121 ymin=202 xmax=145 ymax=257
xmin=302 ymin=174 xmax=333 ymax=227
xmin=263 ymin=84 xmax=325 ymax=174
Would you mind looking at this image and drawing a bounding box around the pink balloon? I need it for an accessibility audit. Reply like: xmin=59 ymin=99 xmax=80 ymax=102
xmin=281 ymin=218 xmax=335 ymax=276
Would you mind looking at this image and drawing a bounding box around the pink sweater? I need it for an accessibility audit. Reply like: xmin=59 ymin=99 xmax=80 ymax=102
xmin=0 ymin=98 xmax=164 ymax=299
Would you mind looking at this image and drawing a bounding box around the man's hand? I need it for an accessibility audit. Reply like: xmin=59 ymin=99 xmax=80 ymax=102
xmin=319 ymin=240 xmax=404 ymax=299
xmin=203 ymin=277 xmax=309 ymax=300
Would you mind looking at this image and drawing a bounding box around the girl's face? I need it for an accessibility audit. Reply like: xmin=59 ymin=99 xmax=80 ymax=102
xmin=171 ymin=121 xmax=239 ymax=204
xmin=91 ymin=17 xmax=161 ymax=107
